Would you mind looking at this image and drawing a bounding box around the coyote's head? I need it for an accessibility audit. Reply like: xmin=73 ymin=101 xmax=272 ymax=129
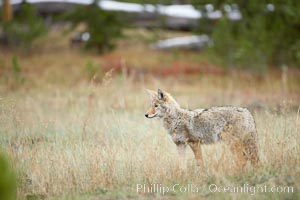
xmin=145 ymin=89 xmax=179 ymax=119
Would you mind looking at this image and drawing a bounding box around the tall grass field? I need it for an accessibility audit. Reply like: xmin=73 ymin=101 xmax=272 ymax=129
xmin=0 ymin=74 xmax=299 ymax=199
xmin=0 ymin=28 xmax=300 ymax=199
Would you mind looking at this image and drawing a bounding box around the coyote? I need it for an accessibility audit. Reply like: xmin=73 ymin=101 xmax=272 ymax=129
xmin=145 ymin=89 xmax=259 ymax=168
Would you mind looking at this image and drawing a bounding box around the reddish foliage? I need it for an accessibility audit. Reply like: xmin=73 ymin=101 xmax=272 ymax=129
xmin=102 ymin=55 xmax=224 ymax=77
xmin=102 ymin=55 xmax=134 ymax=76
xmin=151 ymin=61 xmax=224 ymax=76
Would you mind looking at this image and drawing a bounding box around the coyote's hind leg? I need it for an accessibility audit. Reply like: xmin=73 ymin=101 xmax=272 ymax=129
xmin=242 ymin=132 xmax=260 ymax=166
xmin=220 ymin=125 xmax=248 ymax=169
xmin=229 ymin=139 xmax=248 ymax=169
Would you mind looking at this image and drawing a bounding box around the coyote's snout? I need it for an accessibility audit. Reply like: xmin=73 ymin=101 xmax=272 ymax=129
xmin=145 ymin=89 xmax=259 ymax=169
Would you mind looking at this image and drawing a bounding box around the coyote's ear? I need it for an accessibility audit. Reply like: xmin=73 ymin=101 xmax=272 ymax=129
xmin=146 ymin=89 xmax=156 ymax=100
xmin=158 ymin=89 xmax=164 ymax=100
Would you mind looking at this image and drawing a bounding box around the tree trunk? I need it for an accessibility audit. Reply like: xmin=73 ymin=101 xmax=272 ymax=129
xmin=3 ymin=0 xmax=13 ymax=22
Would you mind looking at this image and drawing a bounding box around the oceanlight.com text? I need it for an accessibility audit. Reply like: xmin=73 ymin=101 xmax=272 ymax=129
xmin=136 ymin=183 xmax=294 ymax=196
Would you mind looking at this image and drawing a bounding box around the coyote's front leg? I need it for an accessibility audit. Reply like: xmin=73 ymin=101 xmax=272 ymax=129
xmin=189 ymin=141 xmax=204 ymax=168
xmin=176 ymin=143 xmax=187 ymax=170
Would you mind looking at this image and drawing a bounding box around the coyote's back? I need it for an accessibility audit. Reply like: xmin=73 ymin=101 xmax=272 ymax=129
xmin=189 ymin=106 xmax=257 ymax=144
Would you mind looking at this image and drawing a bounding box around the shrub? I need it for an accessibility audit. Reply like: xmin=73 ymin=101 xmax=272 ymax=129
xmin=0 ymin=152 xmax=17 ymax=200
xmin=62 ymin=1 xmax=123 ymax=53
xmin=193 ymin=0 xmax=300 ymax=71
xmin=0 ymin=3 xmax=47 ymax=47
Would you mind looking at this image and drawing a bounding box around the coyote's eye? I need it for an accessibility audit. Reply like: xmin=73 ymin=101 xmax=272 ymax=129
xmin=154 ymin=104 xmax=158 ymax=108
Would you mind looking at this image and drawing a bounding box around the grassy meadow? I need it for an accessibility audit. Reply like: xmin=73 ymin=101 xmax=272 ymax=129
xmin=0 ymin=28 xmax=300 ymax=199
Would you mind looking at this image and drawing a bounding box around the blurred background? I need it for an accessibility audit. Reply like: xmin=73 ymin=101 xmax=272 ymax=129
xmin=1 ymin=0 xmax=299 ymax=80
xmin=0 ymin=0 xmax=300 ymax=200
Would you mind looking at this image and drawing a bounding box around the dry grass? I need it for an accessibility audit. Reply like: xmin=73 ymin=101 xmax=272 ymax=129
xmin=0 ymin=75 xmax=299 ymax=199
xmin=0 ymin=28 xmax=300 ymax=199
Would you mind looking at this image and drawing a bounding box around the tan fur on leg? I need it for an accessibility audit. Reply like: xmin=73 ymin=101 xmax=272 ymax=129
xmin=176 ymin=144 xmax=187 ymax=170
xmin=189 ymin=141 xmax=204 ymax=168
xmin=221 ymin=129 xmax=248 ymax=169
xmin=230 ymin=141 xmax=248 ymax=169
xmin=242 ymin=133 xmax=260 ymax=166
